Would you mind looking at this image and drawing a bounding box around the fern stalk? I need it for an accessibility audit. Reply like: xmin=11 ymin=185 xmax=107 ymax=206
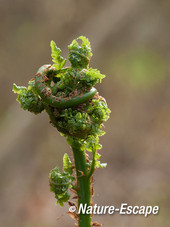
xmin=72 ymin=139 xmax=91 ymax=227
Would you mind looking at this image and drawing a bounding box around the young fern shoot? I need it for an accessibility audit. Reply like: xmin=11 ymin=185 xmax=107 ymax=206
xmin=13 ymin=36 xmax=110 ymax=227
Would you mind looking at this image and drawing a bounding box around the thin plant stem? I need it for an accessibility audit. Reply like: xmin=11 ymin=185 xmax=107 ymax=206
xmin=72 ymin=140 xmax=91 ymax=227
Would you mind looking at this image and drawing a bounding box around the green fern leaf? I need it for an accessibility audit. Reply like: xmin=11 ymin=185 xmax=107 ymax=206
xmin=50 ymin=40 xmax=66 ymax=70
xmin=63 ymin=153 xmax=73 ymax=174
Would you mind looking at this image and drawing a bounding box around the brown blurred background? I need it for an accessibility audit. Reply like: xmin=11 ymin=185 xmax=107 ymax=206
xmin=0 ymin=0 xmax=170 ymax=226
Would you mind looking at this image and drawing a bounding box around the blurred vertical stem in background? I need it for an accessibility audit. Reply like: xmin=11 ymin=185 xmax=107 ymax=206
xmin=13 ymin=36 xmax=110 ymax=226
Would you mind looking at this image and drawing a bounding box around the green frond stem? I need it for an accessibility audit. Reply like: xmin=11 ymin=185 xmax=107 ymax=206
xmin=34 ymin=71 xmax=97 ymax=108
xmin=71 ymin=139 xmax=91 ymax=227
xmin=87 ymin=147 xmax=96 ymax=179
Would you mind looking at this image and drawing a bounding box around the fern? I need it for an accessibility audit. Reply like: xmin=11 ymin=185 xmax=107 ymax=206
xmin=50 ymin=40 xmax=66 ymax=70
xmin=63 ymin=153 xmax=73 ymax=174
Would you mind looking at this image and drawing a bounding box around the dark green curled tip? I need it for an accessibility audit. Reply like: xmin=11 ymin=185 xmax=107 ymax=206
xmin=34 ymin=70 xmax=97 ymax=108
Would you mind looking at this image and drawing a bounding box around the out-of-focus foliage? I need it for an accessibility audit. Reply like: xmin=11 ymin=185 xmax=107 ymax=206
xmin=112 ymin=49 xmax=166 ymax=90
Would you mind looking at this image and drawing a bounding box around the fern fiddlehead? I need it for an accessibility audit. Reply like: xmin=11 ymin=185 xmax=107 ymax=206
xmin=13 ymin=36 xmax=110 ymax=227
xmin=34 ymin=66 xmax=97 ymax=108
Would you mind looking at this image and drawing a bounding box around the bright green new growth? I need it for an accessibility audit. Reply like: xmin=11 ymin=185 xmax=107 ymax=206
xmin=13 ymin=36 xmax=110 ymax=227
xmin=68 ymin=36 xmax=92 ymax=69
xmin=63 ymin=153 xmax=73 ymax=174
xmin=51 ymin=40 xmax=66 ymax=70
xmin=13 ymin=83 xmax=44 ymax=114
xmin=49 ymin=154 xmax=74 ymax=206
